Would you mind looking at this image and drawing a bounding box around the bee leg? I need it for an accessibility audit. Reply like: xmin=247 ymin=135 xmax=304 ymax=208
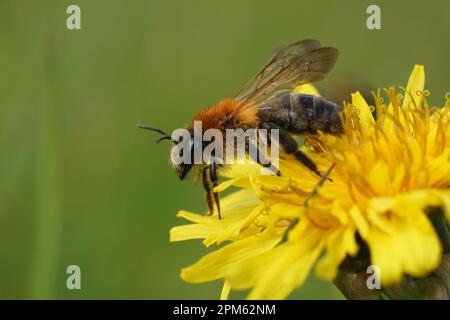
xmin=260 ymin=121 xmax=323 ymax=177
xmin=202 ymin=166 xmax=214 ymax=216
xmin=293 ymin=150 xmax=321 ymax=178
xmin=256 ymin=144 xmax=281 ymax=176
xmin=261 ymin=162 xmax=281 ymax=176
xmin=210 ymin=161 xmax=221 ymax=219
xmin=246 ymin=141 xmax=281 ymax=176
xmin=276 ymin=126 xmax=322 ymax=177
xmin=258 ymin=156 xmax=281 ymax=176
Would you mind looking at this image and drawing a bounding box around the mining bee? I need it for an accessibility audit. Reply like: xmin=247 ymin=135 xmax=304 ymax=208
xmin=140 ymin=39 xmax=342 ymax=219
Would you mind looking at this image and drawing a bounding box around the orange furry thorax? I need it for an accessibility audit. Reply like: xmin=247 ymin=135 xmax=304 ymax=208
xmin=191 ymin=98 xmax=258 ymax=131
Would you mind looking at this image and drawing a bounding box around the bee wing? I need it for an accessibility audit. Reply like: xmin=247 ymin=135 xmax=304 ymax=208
xmin=230 ymin=40 xmax=338 ymax=118
xmin=235 ymin=39 xmax=322 ymax=101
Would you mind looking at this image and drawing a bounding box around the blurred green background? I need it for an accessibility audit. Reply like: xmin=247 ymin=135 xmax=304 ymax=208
xmin=0 ymin=0 xmax=448 ymax=299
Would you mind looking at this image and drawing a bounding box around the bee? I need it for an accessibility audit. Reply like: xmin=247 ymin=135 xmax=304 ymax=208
xmin=140 ymin=39 xmax=342 ymax=219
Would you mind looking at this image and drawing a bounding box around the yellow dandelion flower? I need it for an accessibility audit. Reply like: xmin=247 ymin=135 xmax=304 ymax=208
xmin=170 ymin=66 xmax=450 ymax=299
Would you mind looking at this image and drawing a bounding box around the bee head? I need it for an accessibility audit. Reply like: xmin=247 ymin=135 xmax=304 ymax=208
xmin=138 ymin=124 xmax=195 ymax=180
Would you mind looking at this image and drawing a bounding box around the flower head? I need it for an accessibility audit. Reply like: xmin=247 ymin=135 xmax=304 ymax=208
xmin=170 ymin=66 xmax=450 ymax=299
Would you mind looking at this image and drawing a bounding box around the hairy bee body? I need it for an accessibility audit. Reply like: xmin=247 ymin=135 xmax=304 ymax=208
xmin=259 ymin=93 xmax=343 ymax=135
xmin=140 ymin=39 xmax=342 ymax=218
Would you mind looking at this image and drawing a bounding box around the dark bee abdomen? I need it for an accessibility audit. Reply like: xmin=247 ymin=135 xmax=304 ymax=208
xmin=259 ymin=93 xmax=343 ymax=135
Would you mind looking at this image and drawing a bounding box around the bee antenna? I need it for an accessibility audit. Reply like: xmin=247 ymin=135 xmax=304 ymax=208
xmin=137 ymin=124 xmax=170 ymax=136
xmin=137 ymin=124 xmax=175 ymax=144
xmin=155 ymin=135 xmax=172 ymax=144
